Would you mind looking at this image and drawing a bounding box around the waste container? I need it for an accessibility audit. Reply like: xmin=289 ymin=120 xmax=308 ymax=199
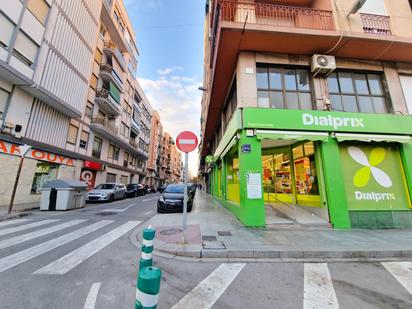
xmin=40 ymin=180 xmax=88 ymax=211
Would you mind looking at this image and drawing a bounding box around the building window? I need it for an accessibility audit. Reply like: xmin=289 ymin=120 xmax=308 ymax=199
xmin=27 ymin=0 xmax=50 ymax=25
xmin=85 ymin=102 xmax=93 ymax=119
xmin=92 ymin=137 xmax=103 ymax=158
xmin=31 ymin=162 xmax=58 ymax=194
xmin=0 ymin=88 xmax=9 ymax=117
xmin=106 ymin=173 xmax=116 ymax=183
xmin=0 ymin=13 xmax=15 ymax=49
xmin=80 ymin=131 xmax=89 ymax=149
xmin=99 ymin=25 xmax=106 ymax=39
xmin=95 ymin=49 xmax=102 ymax=64
xmin=327 ymin=72 xmax=388 ymax=113
xmin=13 ymin=31 xmax=39 ymax=67
xmin=257 ymin=67 xmax=312 ymax=110
xmin=67 ymin=124 xmax=78 ymax=145
xmin=90 ymin=74 xmax=98 ymax=90
xmin=108 ymin=143 xmax=120 ymax=160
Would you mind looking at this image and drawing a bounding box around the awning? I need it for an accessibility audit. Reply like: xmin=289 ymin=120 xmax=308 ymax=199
xmin=334 ymin=133 xmax=411 ymax=143
xmin=220 ymin=136 xmax=238 ymax=159
xmin=256 ymin=130 xmax=329 ymax=142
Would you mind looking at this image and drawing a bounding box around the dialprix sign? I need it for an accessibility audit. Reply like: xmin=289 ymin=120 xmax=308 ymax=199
xmin=339 ymin=144 xmax=411 ymax=211
xmin=242 ymin=108 xmax=412 ymax=135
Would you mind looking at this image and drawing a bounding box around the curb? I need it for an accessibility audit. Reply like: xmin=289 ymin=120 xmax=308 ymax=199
xmin=130 ymin=224 xmax=412 ymax=263
xmin=0 ymin=211 xmax=33 ymax=222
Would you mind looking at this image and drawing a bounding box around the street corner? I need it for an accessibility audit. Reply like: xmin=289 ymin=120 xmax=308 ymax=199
xmin=155 ymin=224 xmax=202 ymax=246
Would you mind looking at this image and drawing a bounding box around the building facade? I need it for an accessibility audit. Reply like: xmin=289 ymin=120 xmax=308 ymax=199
xmin=146 ymin=110 xmax=165 ymax=187
xmin=0 ymin=0 xmax=153 ymax=207
xmin=200 ymin=0 xmax=412 ymax=229
xmin=163 ymin=132 xmax=183 ymax=184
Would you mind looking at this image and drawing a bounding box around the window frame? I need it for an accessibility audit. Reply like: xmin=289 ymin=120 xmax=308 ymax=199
xmin=256 ymin=65 xmax=314 ymax=110
xmin=327 ymin=71 xmax=389 ymax=114
xmin=67 ymin=124 xmax=78 ymax=145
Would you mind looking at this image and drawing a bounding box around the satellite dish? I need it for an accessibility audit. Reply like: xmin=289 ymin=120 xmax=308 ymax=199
xmin=348 ymin=0 xmax=368 ymax=15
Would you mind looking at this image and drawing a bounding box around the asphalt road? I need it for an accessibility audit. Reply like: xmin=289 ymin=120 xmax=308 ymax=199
xmin=0 ymin=194 xmax=411 ymax=309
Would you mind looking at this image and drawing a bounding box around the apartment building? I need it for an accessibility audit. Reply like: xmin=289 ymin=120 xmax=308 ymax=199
xmin=146 ymin=110 xmax=166 ymax=187
xmin=200 ymin=0 xmax=412 ymax=229
xmin=0 ymin=0 xmax=153 ymax=207
xmin=163 ymin=132 xmax=183 ymax=184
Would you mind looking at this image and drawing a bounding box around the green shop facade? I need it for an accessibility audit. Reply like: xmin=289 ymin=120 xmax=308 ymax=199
xmin=208 ymin=107 xmax=412 ymax=229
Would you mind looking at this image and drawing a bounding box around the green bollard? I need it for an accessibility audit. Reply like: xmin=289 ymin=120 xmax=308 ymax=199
xmin=139 ymin=226 xmax=156 ymax=270
xmin=135 ymin=266 xmax=162 ymax=309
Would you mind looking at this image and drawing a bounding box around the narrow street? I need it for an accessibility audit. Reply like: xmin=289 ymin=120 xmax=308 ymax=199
xmin=0 ymin=195 xmax=411 ymax=308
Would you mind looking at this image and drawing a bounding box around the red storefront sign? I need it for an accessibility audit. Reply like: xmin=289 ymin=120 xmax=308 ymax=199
xmin=83 ymin=160 xmax=101 ymax=171
xmin=0 ymin=140 xmax=75 ymax=166
xmin=80 ymin=169 xmax=97 ymax=191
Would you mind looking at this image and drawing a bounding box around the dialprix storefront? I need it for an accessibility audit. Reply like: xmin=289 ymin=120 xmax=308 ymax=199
xmin=210 ymin=108 xmax=412 ymax=229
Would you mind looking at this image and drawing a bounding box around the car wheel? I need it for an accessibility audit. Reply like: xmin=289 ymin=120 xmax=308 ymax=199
xmin=109 ymin=194 xmax=114 ymax=202
xmin=123 ymin=193 xmax=127 ymax=199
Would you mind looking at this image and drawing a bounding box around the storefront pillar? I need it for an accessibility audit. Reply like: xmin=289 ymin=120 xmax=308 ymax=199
xmin=238 ymin=131 xmax=265 ymax=227
xmin=319 ymin=138 xmax=351 ymax=229
xmin=221 ymin=157 xmax=227 ymax=200
xmin=400 ymin=143 xmax=412 ymax=202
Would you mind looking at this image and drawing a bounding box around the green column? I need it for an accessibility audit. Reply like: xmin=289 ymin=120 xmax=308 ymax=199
xmin=318 ymin=138 xmax=351 ymax=229
xmin=400 ymin=143 xmax=412 ymax=201
xmin=222 ymin=157 xmax=227 ymax=200
xmin=238 ymin=130 xmax=265 ymax=227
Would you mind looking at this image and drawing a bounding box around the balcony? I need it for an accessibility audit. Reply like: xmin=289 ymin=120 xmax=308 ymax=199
xmin=95 ymin=88 xmax=121 ymax=116
xmin=360 ymin=13 xmax=391 ymax=35
xmin=103 ymin=41 xmax=116 ymax=55
xmin=90 ymin=116 xmax=148 ymax=160
xmin=131 ymin=118 xmax=140 ymax=133
xmin=99 ymin=63 xmax=124 ymax=93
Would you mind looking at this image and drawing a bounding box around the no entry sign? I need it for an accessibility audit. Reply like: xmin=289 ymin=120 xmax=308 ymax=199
xmin=176 ymin=131 xmax=198 ymax=153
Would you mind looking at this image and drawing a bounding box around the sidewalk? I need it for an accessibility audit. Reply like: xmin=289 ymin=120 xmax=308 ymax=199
xmin=135 ymin=191 xmax=412 ymax=261
xmin=0 ymin=202 xmax=39 ymax=221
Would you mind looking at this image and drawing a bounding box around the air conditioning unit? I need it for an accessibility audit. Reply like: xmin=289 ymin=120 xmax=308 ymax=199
xmin=311 ymin=54 xmax=336 ymax=77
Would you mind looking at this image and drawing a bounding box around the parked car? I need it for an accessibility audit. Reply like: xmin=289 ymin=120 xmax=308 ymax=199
xmin=143 ymin=185 xmax=151 ymax=194
xmin=157 ymin=184 xmax=167 ymax=193
xmin=126 ymin=184 xmax=146 ymax=198
xmin=150 ymin=185 xmax=157 ymax=193
xmin=86 ymin=183 xmax=127 ymax=202
xmin=157 ymin=184 xmax=193 ymax=213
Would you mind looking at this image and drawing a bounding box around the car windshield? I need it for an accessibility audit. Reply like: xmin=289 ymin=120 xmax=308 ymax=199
xmin=165 ymin=184 xmax=184 ymax=193
xmin=127 ymin=184 xmax=135 ymax=189
xmin=95 ymin=184 xmax=115 ymax=190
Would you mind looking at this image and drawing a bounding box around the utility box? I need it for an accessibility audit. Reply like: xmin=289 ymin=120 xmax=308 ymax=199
xmin=40 ymin=180 xmax=88 ymax=211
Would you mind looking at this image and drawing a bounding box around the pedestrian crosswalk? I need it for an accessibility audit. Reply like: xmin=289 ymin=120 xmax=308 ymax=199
xmin=0 ymin=218 xmax=141 ymax=275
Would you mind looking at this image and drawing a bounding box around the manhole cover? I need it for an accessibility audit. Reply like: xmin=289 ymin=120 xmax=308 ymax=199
xmin=95 ymin=211 xmax=117 ymax=216
xmin=202 ymin=235 xmax=217 ymax=241
xmin=159 ymin=228 xmax=182 ymax=236
xmin=217 ymin=231 xmax=232 ymax=236
xmin=202 ymin=241 xmax=226 ymax=250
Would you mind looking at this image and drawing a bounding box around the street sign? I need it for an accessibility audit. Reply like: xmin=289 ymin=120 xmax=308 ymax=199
xmin=176 ymin=131 xmax=198 ymax=153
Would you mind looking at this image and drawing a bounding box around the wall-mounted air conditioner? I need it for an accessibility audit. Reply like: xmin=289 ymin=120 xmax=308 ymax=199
xmin=311 ymin=54 xmax=336 ymax=77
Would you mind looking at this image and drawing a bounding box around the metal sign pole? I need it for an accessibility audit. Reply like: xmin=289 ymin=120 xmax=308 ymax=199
xmin=183 ymin=152 xmax=189 ymax=232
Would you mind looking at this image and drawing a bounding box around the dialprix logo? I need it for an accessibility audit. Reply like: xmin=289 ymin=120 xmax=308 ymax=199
xmin=348 ymin=146 xmax=392 ymax=188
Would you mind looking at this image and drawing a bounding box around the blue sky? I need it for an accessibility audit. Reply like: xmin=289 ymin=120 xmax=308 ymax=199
xmin=124 ymin=0 xmax=205 ymax=175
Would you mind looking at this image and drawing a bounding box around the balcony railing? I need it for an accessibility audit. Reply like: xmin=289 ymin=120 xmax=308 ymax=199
xmin=103 ymin=40 xmax=116 ymax=52
xmin=360 ymin=13 xmax=391 ymax=35
xmin=91 ymin=116 xmax=119 ymax=135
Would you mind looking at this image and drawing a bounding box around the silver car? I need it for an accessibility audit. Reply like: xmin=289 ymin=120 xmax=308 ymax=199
xmin=86 ymin=183 xmax=127 ymax=202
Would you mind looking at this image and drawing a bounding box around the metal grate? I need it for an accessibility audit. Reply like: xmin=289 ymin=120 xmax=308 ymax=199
xmin=202 ymin=235 xmax=217 ymax=241
xmin=217 ymin=231 xmax=232 ymax=236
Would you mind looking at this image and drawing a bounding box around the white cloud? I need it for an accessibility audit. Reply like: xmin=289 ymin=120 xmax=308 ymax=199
xmin=138 ymin=70 xmax=201 ymax=174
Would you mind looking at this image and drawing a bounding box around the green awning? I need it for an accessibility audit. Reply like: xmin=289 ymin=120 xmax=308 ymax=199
xmin=256 ymin=130 xmax=329 ymax=142
xmin=220 ymin=136 xmax=238 ymax=159
xmin=334 ymin=133 xmax=411 ymax=143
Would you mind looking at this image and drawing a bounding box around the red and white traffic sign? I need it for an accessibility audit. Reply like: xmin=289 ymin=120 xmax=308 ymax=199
xmin=176 ymin=131 xmax=198 ymax=153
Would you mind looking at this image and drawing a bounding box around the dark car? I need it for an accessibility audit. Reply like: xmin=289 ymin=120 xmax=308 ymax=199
xmin=157 ymin=184 xmax=193 ymax=213
xmin=150 ymin=185 xmax=157 ymax=193
xmin=126 ymin=184 xmax=145 ymax=198
xmin=157 ymin=184 xmax=167 ymax=193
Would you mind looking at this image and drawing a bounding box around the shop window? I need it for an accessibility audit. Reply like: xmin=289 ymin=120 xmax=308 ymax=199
xmin=27 ymin=0 xmax=50 ymax=25
xmin=80 ymin=131 xmax=89 ymax=149
xmin=257 ymin=67 xmax=312 ymax=110
xmin=0 ymin=88 xmax=9 ymax=117
xmin=327 ymin=72 xmax=388 ymax=113
xmin=92 ymin=137 xmax=102 ymax=158
xmin=0 ymin=13 xmax=15 ymax=49
xmin=292 ymin=142 xmax=319 ymax=195
xmin=13 ymin=31 xmax=39 ymax=67
xmin=67 ymin=124 xmax=78 ymax=145
xmin=31 ymin=163 xmax=58 ymax=194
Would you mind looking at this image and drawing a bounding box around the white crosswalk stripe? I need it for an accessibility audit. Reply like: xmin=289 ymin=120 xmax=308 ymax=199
xmin=34 ymin=221 xmax=141 ymax=275
xmin=0 ymin=219 xmax=59 ymax=236
xmin=382 ymin=261 xmax=412 ymax=295
xmin=0 ymin=219 xmax=31 ymax=228
xmin=0 ymin=220 xmax=113 ymax=273
xmin=304 ymin=263 xmax=339 ymax=309
xmin=171 ymin=263 xmax=246 ymax=309
xmin=0 ymin=219 xmax=86 ymax=249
